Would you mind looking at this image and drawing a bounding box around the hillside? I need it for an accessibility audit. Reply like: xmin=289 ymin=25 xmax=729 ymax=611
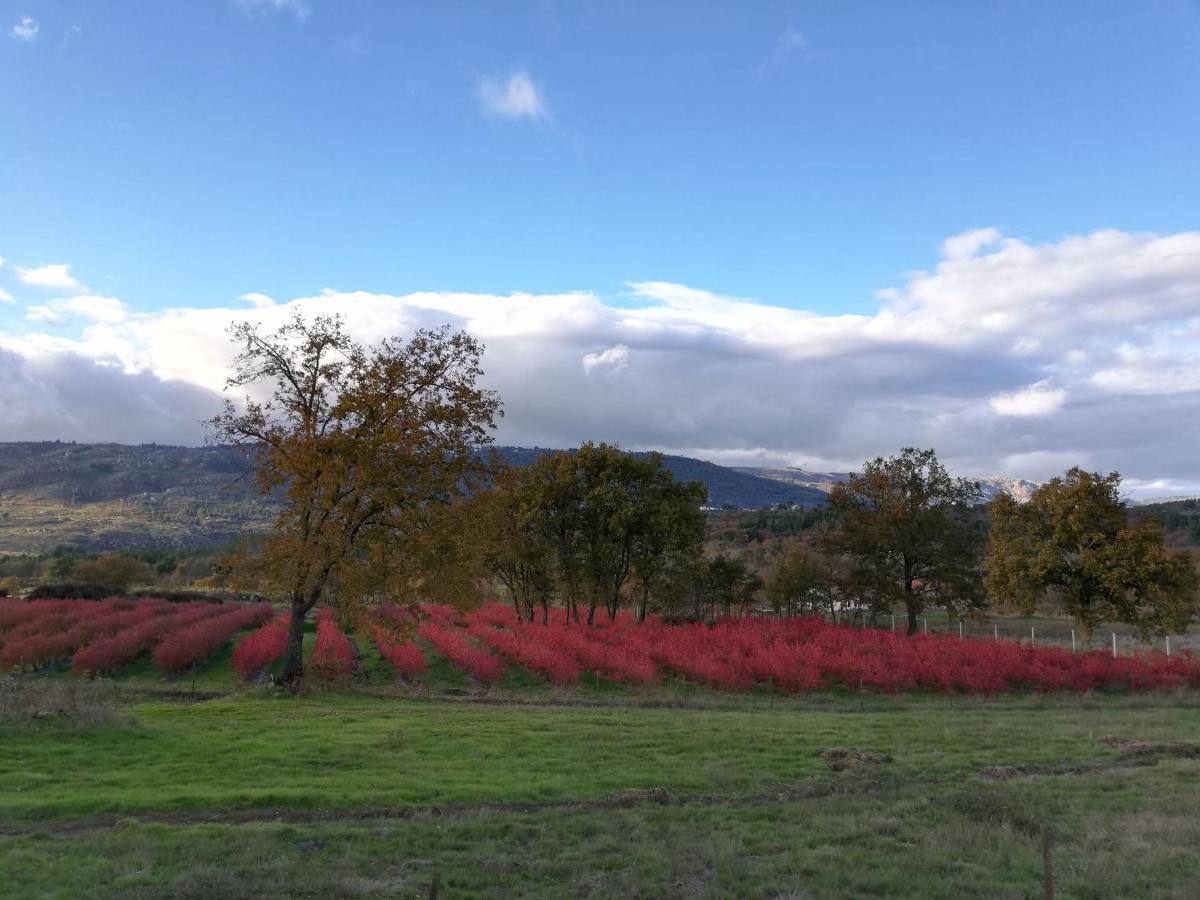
xmin=493 ymin=448 xmax=827 ymax=510
xmin=0 ymin=442 xmax=826 ymax=553
xmin=737 ymin=466 xmax=1041 ymax=503
xmin=0 ymin=442 xmax=279 ymax=553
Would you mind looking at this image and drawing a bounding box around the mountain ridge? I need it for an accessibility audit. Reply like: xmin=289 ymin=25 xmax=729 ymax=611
xmin=0 ymin=441 xmax=826 ymax=553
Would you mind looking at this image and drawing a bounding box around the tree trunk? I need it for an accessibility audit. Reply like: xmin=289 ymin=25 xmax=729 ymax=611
xmin=1078 ymin=620 xmax=1094 ymax=650
xmin=586 ymin=601 xmax=597 ymax=626
xmin=279 ymin=598 xmax=309 ymax=684
xmin=904 ymin=558 xmax=918 ymax=636
xmin=541 ymin=599 xmax=549 ymax=626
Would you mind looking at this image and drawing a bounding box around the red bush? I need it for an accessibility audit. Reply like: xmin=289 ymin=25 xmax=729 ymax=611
xmin=152 ymin=604 xmax=274 ymax=674
xmin=417 ymin=620 xmax=504 ymax=683
xmin=312 ymin=613 xmax=355 ymax=679
xmin=371 ymin=625 xmax=427 ymax=679
xmin=231 ymin=612 xmax=291 ymax=680
xmin=71 ymin=602 xmax=223 ymax=675
xmin=0 ymin=600 xmax=168 ymax=671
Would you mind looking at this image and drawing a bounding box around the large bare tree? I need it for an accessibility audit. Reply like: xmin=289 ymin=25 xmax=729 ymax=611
xmin=211 ymin=313 xmax=501 ymax=683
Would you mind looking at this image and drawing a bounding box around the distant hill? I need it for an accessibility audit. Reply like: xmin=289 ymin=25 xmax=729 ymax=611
xmin=0 ymin=442 xmax=278 ymax=553
xmin=736 ymin=467 xmax=1041 ymax=503
xmin=492 ymin=448 xmax=827 ymax=510
xmin=0 ymin=442 xmax=826 ymax=553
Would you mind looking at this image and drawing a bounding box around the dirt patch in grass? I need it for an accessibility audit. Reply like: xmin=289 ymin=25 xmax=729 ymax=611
xmin=1099 ymin=736 xmax=1200 ymax=763
xmin=0 ymin=770 xmax=906 ymax=838
xmin=978 ymin=736 xmax=1200 ymax=780
xmin=819 ymin=748 xmax=894 ymax=771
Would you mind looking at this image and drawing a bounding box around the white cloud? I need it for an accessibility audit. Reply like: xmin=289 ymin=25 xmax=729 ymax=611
xmin=26 ymin=295 xmax=128 ymax=326
xmin=239 ymin=292 xmax=277 ymax=309
xmin=582 ymin=344 xmax=630 ymax=376
xmin=988 ymin=380 xmax=1067 ymax=417
xmin=0 ymin=288 xmax=12 ymax=304
xmin=236 ymin=0 xmax=311 ymax=21
xmin=15 ymin=263 xmax=85 ymax=291
xmin=2 ymin=228 xmax=1200 ymax=485
xmin=9 ymin=16 xmax=38 ymax=43
xmin=938 ymin=227 xmax=1002 ymax=259
xmin=477 ymin=70 xmax=548 ymax=121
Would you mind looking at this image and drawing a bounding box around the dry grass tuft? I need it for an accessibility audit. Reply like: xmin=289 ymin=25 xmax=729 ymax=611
xmin=0 ymin=677 xmax=132 ymax=729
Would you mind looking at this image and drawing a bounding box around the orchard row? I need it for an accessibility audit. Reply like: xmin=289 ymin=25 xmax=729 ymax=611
xmin=2 ymin=597 xmax=1198 ymax=694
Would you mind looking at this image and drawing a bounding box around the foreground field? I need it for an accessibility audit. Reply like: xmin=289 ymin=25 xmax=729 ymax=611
xmin=2 ymin=689 xmax=1199 ymax=898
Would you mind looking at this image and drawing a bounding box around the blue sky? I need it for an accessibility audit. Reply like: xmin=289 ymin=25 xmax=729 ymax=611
xmin=4 ymin=0 xmax=1199 ymax=314
xmin=1 ymin=1 xmax=1200 ymax=492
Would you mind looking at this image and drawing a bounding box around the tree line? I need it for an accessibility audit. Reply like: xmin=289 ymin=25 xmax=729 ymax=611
xmin=210 ymin=315 xmax=1199 ymax=682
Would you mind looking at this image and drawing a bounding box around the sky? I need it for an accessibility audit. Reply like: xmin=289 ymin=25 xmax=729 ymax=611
xmin=1 ymin=0 xmax=1200 ymax=496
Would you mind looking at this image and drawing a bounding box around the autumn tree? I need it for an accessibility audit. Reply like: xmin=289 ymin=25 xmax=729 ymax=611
xmin=628 ymin=473 xmax=707 ymax=623
xmin=695 ymin=554 xmax=763 ymax=619
xmin=828 ymin=448 xmax=984 ymax=635
xmin=211 ymin=313 xmax=501 ymax=683
xmin=766 ymin=543 xmax=840 ymax=617
xmin=482 ymin=444 xmax=707 ymax=624
xmin=986 ymin=468 xmax=1198 ymax=646
xmin=471 ymin=463 xmax=558 ymax=624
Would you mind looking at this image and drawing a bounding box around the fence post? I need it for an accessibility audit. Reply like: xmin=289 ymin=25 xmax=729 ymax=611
xmin=958 ymin=621 xmax=963 ymax=639
xmin=923 ymin=617 xmax=928 ymax=635
xmin=891 ymin=614 xmax=895 ymax=631
xmin=1112 ymin=632 xmax=1117 ymax=658
xmin=993 ymin=624 xmax=998 ymax=642
xmin=1070 ymin=630 xmax=1076 ymax=652
xmin=1166 ymin=635 xmax=1171 ymax=657
xmin=1030 ymin=626 xmax=1035 ymax=646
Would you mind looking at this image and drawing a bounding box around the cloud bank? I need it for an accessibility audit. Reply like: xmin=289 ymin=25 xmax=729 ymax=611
xmin=1 ymin=228 xmax=1199 ymax=494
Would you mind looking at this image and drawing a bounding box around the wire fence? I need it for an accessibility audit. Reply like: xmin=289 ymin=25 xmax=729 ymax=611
xmin=879 ymin=612 xmax=1194 ymax=657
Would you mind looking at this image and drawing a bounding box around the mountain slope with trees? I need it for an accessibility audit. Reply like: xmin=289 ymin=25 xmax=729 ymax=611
xmin=0 ymin=442 xmax=825 ymax=553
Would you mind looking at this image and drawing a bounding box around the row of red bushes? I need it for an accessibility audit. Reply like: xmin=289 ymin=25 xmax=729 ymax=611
xmin=1 ymin=600 xmax=167 ymax=671
xmin=72 ymin=603 xmax=227 ymax=675
xmin=432 ymin=602 xmax=1200 ymax=695
xmin=151 ymin=604 xmax=276 ymax=674
xmin=417 ymin=619 xmax=504 ymax=682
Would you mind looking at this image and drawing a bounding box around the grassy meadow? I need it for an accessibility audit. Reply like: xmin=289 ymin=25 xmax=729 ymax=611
xmin=2 ymin=644 xmax=1199 ymax=899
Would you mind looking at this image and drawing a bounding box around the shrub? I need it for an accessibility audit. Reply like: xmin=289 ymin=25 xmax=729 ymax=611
xmin=152 ymin=604 xmax=274 ymax=674
xmin=231 ymin=612 xmax=291 ymax=681
xmin=417 ymin=620 xmax=504 ymax=683
xmin=72 ymin=603 xmax=224 ymax=676
xmin=371 ymin=625 xmax=427 ymax=679
xmin=312 ymin=614 xmax=355 ymax=679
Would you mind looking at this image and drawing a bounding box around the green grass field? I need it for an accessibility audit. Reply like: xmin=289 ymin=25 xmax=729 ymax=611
xmin=2 ymin=681 xmax=1199 ymax=898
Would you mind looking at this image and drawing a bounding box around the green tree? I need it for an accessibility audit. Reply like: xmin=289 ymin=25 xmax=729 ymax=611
xmin=629 ymin=471 xmax=707 ymax=623
xmin=489 ymin=444 xmax=707 ymax=624
xmin=828 ymin=448 xmax=985 ymax=635
xmin=70 ymin=554 xmax=152 ymax=591
xmin=986 ymin=468 xmax=1198 ymax=646
xmin=472 ymin=463 xmax=558 ymax=624
xmin=766 ymin=543 xmax=839 ymax=617
xmin=211 ymin=313 xmax=500 ymax=683
xmin=699 ymin=554 xmax=763 ymax=619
